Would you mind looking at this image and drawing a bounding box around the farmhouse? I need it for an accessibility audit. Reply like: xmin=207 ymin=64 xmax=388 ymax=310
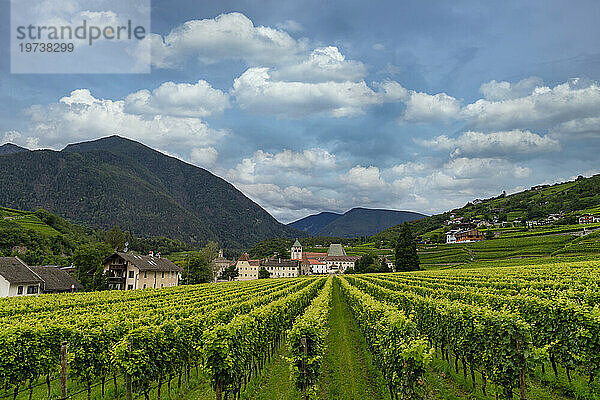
xmin=103 ymin=252 xmax=183 ymax=290
xmin=29 ymin=266 xmax=83 ymax=293
xmin=446 ymin=229 xmax=483 ymax=244
xmin=579 ymin=214 xmax=600 ymax=224
xmin=0 ymin=257 xmax=43 ymax=297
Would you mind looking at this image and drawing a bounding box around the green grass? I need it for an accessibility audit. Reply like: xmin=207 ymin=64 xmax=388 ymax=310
xmin=318 ymin=279 xmax=388 ymax=400
xmin=0 ymin=210 xmax=61 ymax=236
xmin=240 ymin=347 xmax=302 ymax=400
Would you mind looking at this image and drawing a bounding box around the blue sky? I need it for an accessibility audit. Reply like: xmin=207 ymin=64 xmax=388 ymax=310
xmin=1 ymin=0 xmax=600 ymax=222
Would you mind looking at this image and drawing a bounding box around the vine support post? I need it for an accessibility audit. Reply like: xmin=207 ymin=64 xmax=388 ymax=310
xmin=301 ymin=336 xmax=308 ymax=400
xmin=516 ymin=339 xmax=527 ymax=400
xmin=60 ymin=341 xmax=68 ymax=399
xmin=126 ymin=342 xmax=133 ymax=400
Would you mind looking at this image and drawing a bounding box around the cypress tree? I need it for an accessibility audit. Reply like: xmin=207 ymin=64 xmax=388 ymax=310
xmin=394 ymin=222 xmax=420 ymax=271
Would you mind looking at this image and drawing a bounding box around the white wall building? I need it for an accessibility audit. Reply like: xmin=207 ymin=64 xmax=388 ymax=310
xmin=0 ymin=257 xmax=43 ymax=297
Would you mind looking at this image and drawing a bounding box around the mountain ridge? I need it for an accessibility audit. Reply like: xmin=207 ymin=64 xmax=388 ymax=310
xmin=289 ymin=207 xmax=426 ymax=237
xmin=0 ymin=135 xmax=302 ymax=249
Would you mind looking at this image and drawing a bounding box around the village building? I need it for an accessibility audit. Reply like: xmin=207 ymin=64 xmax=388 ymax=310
xmin=0 ymin=257 xmax=44 ymax=297
xmin=446 ymin=229 xmax=483 ymax=244
xmin=294 ymin=240 xmax=360 ymax=274
xmin=235 ymin=253 xmax=261 ymax=280
xmin=213 ymin=249 xmax=232 ymax=279
xmin=103 ymin=252 xmax=183 ymax=290
xmin=259 ymin=257 xmax=301 ymax=278
xmin=579 ymin=214 xmax=600 ymax=224
xmin=30 ymin=266 xmax=84 ymax=294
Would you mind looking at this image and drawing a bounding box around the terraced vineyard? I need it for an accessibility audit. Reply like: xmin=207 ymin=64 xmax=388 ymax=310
xmin=2 ymin=262 xmax=600 ymax=400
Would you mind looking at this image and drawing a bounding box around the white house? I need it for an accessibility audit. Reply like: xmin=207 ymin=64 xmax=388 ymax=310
xmin=0 ymin=257 xmax=43 ymax=297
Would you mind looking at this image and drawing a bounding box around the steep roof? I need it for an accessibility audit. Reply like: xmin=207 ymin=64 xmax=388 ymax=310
xmin=30 ymin=266 xmax=84 ymax=292
xmin=111 ymin=252 xmax=183 ymax=273
xmin=327 ymin=244 xmax=347 ymax=256
xmin=238 ymin=253 xmax=250 ymax=262
xmin=260 ymin=259 xmax=300 ymax=267
xmin=326 ymin=256 xmax=360 ymax=262
xmin=0 ymin=257 xmax=43 ymax=284
xmin=292 ymin=239 xmax=302 ymax=247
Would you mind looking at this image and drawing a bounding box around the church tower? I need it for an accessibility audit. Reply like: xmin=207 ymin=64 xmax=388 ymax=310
xmin=291 ymin=239 xmax=303 ymax=260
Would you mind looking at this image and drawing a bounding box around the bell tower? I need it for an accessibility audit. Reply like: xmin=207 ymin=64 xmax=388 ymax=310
xmin=291 ymin=239 xmax=303 ymax=260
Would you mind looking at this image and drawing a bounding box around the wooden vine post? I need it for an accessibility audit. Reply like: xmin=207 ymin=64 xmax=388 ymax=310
xmin=300 ymin=336 xmax=308 ymax=400
xmin=60 ymin=341 xmax=68 ymax=399
xmin=516 ymin=339 xmax=527 ymax=400
xmin=125 ymin=342 xmax=133 ymax=400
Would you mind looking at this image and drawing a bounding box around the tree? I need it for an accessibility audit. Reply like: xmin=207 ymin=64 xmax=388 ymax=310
xmin=258 ymin=267 xmax=270 ymax=279
xmin=182 ymin=242 xmax=219 ymax=284
xmin=484 ymin=230 xmax=495 ymax=240
xmin=104 ymin=226 xmax=126 ymax=251
xmin=395 ymin=223 xmax=420 ymax=271
xmin=219 ymin=265 xmax=239 ymax=281
xmin=72 ymin=242 xmax=113 ymax=291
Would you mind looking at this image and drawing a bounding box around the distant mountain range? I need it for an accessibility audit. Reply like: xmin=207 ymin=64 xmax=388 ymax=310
xmin=0 ymin=143 xmax=28 ymax=155
xmin=0 ymin=136 xmax=301 ymax=249
xmin=289 ymin=207 xmax=426 ymax=237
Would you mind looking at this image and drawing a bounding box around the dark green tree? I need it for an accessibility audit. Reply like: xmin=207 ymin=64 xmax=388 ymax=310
xmin=258 ymin=267 xmax=271 ymax=279
xmin=182 ymin=242 xmax=219 ymax=284
xmin=219 ymin=265 xmax=239 ymax=281
xmin=72 ymin=242 xmax=113 ymax=291
xmin=394 ymin=223 xmax=420 ymax=271
xmin=104 ymin=226 xmax=126 ymax=251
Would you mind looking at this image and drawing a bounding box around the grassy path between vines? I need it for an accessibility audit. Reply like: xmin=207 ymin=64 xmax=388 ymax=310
xmin=316 ymin=279 xmax=388 ymax=399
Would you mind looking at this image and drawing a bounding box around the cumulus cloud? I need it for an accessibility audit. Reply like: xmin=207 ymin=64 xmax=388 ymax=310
xmin=151 ymin=12 xmax=306 ymax=68
xmin=190 ymin=147 xmax=218 ymax=166
xmin=124 ymin=80 xmax=229 ymax=117
xmin=479 ymin=77 xmax=543 ymax=101
xmin=445 ymin=157 xmax=531 ymax=179
xmin=462 ymin=78 xmax=600 ymax=130
xmin=341 ymin=165 xmax=387 ymax=189
xmin=20 ymin=89 xmax=225 ymax=154
xmin=254 ymin=148 xmax=337 ymax=170
xmin=402 ymin=91 xmax=461 ymax=123
xmin=420 ymin=130 xmax=560 ymax=157
xmin=271 ymin=46 xmax=367 ymax=83
xmin=232 ymin=67 xmax=381 ymax=117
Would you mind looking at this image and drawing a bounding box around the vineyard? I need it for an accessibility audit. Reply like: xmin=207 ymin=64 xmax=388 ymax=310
xmin=1 ymin=261 xmax=600 ymax=400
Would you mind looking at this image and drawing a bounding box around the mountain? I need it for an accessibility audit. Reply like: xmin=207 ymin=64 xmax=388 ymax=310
xmin=0 ymin=135 xmax=301 ymax=248
xmin=374 ymin=173 xmax=600 ymax=241
xmin=289 ymin=207 xmax=426 ymax=237
xmin=288 ymin=212 xmax=342 ymax=235
xmin=0 ymin=143 xmax=28 ymax=155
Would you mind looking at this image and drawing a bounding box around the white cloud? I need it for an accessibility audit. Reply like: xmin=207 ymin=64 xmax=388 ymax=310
xmin=276 ymin=20 xmax=304 ymax=33
xmin=254 ymin=148 xmax=337 ymax=170
xmin=151 ymin=12 xmax=306 ymax=68
xmin=479 ymin=77 xmax=543 ymax=101
xmin=232 ymin=67 xmax=381 ymax=117
xmin=190 ymin=147 xmax=218 ymax=166
xmin=388 ymin=162 xmax=427 ymax=176
xmin=420 ymin=129 xmax=560 ymax=157
xmin=20 ymin=89 xmax=224 ymax=153
xmin=341 ymin=165 xmax=387 ymax=189
xmin=372 ymin=43 xmax=385 ymax=51
xmin=402 ymin=91 xmax=461 ymax=123
xmin=445 ymin=157 xmax=531 ymax=179
xmin=462 ymin=78 xmax=600 ymax=130
xmin=271 ymin=46 xmax=367 ymax=83
xmin=124 ymin=80 xmax=229 ymax=117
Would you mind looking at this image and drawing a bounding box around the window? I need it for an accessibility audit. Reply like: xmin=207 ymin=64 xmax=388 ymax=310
xmin=143 ymin=284 xmax=147 ymax=289
xmin=27 ymin=285 xmax=38 ymax=294
xmin=127 ymin=284 xmax=134 ymax=290
xmin=144 ymin=271 xmax=147 ymax=278
xmin=161 ymin=284 xmax=164 ymax=288
xmin=161 ymin=272 xmax=165 ymax=278
xmin=17 ymin=286 xmax=23 ymax=295
xmin=128 ymin=270 xmax=134 ymax=279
